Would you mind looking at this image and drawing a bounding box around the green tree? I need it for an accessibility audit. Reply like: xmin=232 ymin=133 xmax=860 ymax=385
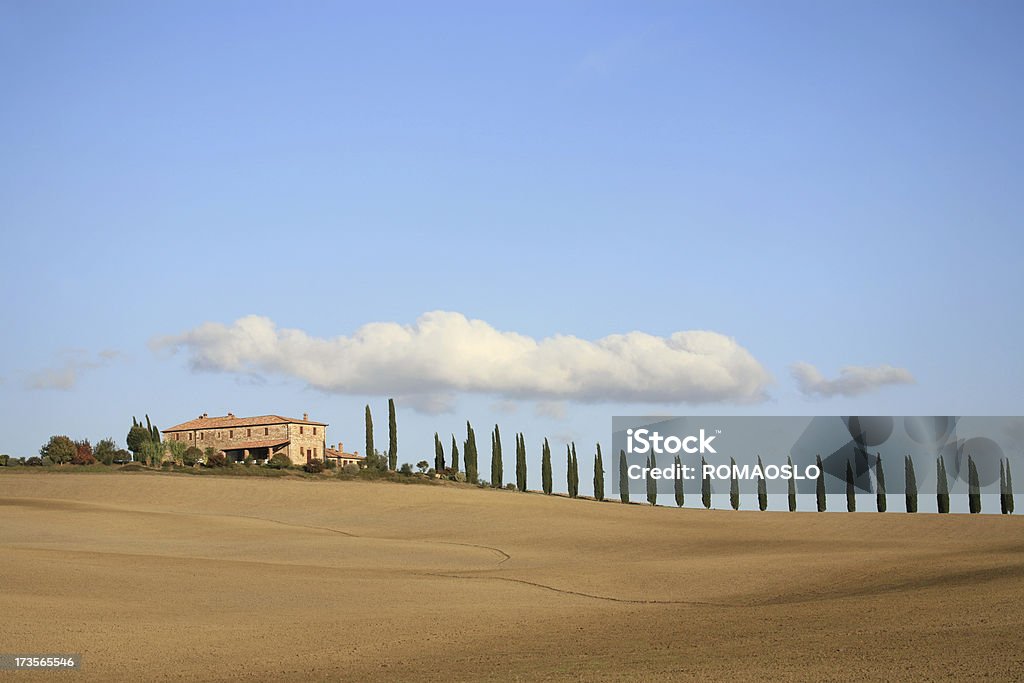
xmin=364 ymin=405 xmax=374 ymax=467
xmin=40 ymin=435 xmax=75 ymax=465
xmin=183 ymin=446 xmax=203 ymax=467
xmin=968 ymin=455 xmax=981 ymax=514
xmin=567 ymin=442 xmax=579 ymax=498
xmin=618 ymin=449 xmax=629 ymax=504
xmin=126 ymin=416 xmax=150 ymax=459
xmin=905 ymin=456 xmax=918 ymax=513
xmin=729 ymin=457 xmax=739 ymax=510
xmin=542 ymin=438 xmax=552 ymax=494
xmin=787 ymin=455 xmax=797 ymax=512
xmin=876 ymin=453 xmax=887 ymax=512
xmin=167 ymin=439 xmax=187 ymax=464
xmin=646 ymin=454 xmax=657 ymax=506
xmin=937 ymin=456 xmax=950 ymax=514
xmin=701 ymin=456 xmax=711 ymax=509
xmin=673 ymin=455 xmax=684 ymax=507
xmin=845 ymin=460 xmax=856 ymax=512
xmin=434 ymin=432 xmax=444 ymax=473
xmin=387 ymin=398 xmax=397 ymax=471
xmin=138 ymin=440 xmax=162 ymax=467
xmin=594 ymin=444 xmax=605 ymax=502
xmin=146 ymin=414 xmax=160 ymax=444
xmin=465 ymin=422 xmax=479 ymax=484
xmin=94 ymin=438 xmax=119 ymax=465
xmin=757 ymin=455 xmax=767 ymax=511
xmin=815 ymin=455 xmax=826 ymax=512
xmin=516 ymin=433 xmax=528 ymax=492
xmin=491 ymin=425 xmax=503 ymax=488
xmin=451 ymin=434 xmax=459 ymax=473
xmin=1000 ymin=460 xmax=1008 ymax=515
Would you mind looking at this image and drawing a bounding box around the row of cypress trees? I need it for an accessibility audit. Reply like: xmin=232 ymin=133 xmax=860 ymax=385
xmin=420 ymin=414 xmax=1016 ymax=515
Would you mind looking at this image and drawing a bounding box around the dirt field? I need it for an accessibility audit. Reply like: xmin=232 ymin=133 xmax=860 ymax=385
xmin=2 ymin=473 xmax=1022 ymax=681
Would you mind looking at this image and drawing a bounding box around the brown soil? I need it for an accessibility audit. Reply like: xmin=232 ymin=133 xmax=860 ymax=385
xmin=2 ymin=473 xmax=1022 ymax=681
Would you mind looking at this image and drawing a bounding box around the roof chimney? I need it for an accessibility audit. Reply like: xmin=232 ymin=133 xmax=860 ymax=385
xmin=303 ymin=412 xmax=309 ymax=421
xmin=227 ymin=412 xmax=234 ymax=418
xmin=338 ymin=442 xmax=343 ymax=452
xmin=201 ymin=413 xmax=208 ymax=419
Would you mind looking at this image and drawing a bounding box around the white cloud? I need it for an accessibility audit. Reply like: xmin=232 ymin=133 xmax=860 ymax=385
xmin=26 ymin=349 xmax=123 ymax=391
xmin=791 ymin=362 xmax=915 ymax=398
xmin=153 ymin=311 xmax=772 ymax=404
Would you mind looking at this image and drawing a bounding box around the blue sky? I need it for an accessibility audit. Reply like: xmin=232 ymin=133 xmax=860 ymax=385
xmin=1 ymin=1 xmax=1022 ymax=494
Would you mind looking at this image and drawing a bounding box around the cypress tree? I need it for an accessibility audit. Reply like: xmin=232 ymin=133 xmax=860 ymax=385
xmin=618 ymin=449 xmax=629 ymax=503
xmin=845 ymin=460 xmax=856 ymax=512
xmin=876 ymin=453 xmax=887 ymax=512
xmin=1006 ymin=460 xmax=1014 ymax=514
xmin=593 ymin=443 xmax=604 ymax=502
xmin=757 ymin=455 xmax=767 ymax=511
xmin=434 ymin=432 xmax=444 ymax=472
xmin=968 ymin=455 xmax=981 ymax=514
xmin=465 ymin=421 xmax=478 ymax=484
xmin=646 ymin=454 xmax=657 ymax=506
xmin=673 ymin=455 xmax=684 ymax=507
xmin=450 ymin=434 xmax=459 ymax=473
xmin=729 ymin=457 xmax=739 ymax=510
xmin=1000 ymin=460 xmax=1007 ymax=515
xmin=905 ymin=456 xmax=918 ymax=513
xmin=491 ymin=425 xmax=502 ymax=488
xmin=387 ymin=398 xmax=397 ymax=471
xmin=815 ymin=454 xmax=826 ymax=512
xmin=565 ymin=443 xmax=579 ymax=498
xmin=364 ymin=405 xmax=374 ymax=466
xmin=787 ymin=455 xmax=797 ymax=512
xmin=516 ymin=433 xmax=527 ymax=492
xmin=937 ymin=456 xmax=950 ymax=514
xmin=701 ymin=456 xmax=711 ymax=509
xmin=542 ymin=438 xmax=552 ymax=494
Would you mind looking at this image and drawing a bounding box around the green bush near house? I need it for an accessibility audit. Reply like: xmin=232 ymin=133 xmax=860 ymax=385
xmin=268 ymin=453 xmax=292 ymax=470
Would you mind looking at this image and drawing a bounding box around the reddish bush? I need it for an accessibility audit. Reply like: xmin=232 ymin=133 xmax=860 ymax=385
xmin=71 ymin=440 xmax=96 ymax=465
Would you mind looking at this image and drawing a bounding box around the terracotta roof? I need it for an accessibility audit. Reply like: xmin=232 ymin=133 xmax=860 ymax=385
xmin=163 ymin=414 xmax=328 ymax=432
xmin=219 ymin=439 xmax=290 ymax=451
xmin=325 ymin=448 xmax=365 ymax=460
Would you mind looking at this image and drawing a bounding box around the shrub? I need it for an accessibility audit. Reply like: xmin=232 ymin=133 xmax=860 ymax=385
xmin=324 ymin=459 xmax=336 ymax=470
xmin=25 ymin=456 xmax=45 ymax=466
xmin=206 ymin=451 xmax=227 ymax=468
xmin=71 ymin=449 xmax=97 ymax=465
xmin=166 ymin=439 xmax=187 ymax=464
xmin=505 ymin=482 xmax=516 ymax=490
xmin=416 ymin=460 xmax=430 ymax=474
xmin=0 ymin=454 xmax=9 ymax=466
xmin=342 ymin=463 xmax=360 ymax=476
xmin=399 ymin=463 xmax=414 ymax=476
xmin=303 ymin=459 xmax=325 ymax=474
xmin=94 ymin=438 xmax=118 ymax=465
xmin=268 ymin=453 xmax=292 ymax=470
xmin=161 ymin=461 xmax=175 ymax=470
xmin=182 ymin=446 xmax=203 ymax=467
xmin=244 ymin=456 xmax=255 ymax=467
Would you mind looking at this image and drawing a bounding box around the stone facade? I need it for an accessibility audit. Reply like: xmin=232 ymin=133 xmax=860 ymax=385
xmin=162 ymin=413 xmax=328 ymax=465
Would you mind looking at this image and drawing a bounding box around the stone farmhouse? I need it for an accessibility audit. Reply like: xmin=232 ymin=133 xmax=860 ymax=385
xmin=325 ymin=443 xmax=366 ymax=468
xmin=162 ymin=412 xmax=331 ymax=466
